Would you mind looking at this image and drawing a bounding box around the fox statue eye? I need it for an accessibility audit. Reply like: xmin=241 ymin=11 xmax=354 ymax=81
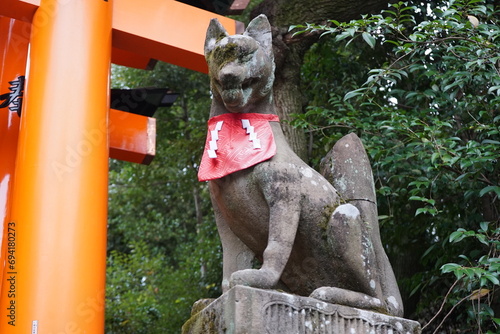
xmin=239 ymin=53 xmax=253 ymax=63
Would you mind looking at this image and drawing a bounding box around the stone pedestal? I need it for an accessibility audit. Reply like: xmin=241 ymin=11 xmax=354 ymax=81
xmin=182 ymin=286 xmax=421 ymax=334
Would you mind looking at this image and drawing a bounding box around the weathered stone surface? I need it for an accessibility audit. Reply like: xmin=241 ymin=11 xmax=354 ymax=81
xmin=182 ymin=286 xmax=421 ymax=334
xmin=321 ymin=132 xmax=377 ymax=202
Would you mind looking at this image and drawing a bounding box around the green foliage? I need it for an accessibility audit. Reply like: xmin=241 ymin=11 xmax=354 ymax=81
xmin=294 ymin=0 xmax=499 ymax=332
xmin=438 ymin=221 xmax=500 ymax=332
xmin=106 ymin=242 xmax=170 ymax=333
xmin=106 ymin=240 xmax=220 ymax=334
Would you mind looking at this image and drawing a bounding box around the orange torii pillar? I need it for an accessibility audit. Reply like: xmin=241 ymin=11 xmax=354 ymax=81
xmin=0 ymin=0 xmax=112 ymax=332
xmin=0 ymin=17 xmax=29 ymax=292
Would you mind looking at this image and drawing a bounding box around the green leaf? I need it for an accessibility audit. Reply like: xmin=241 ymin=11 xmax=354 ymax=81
xmin=488 ymin=85 xmax=500 ymax=95
xmin=362 ymin=32 xmax=376 ymax=49
xmin=415 ymin=206 xmax=437 ymax=216
xmin=415 ymin=208 xmax=426 ymax=216
xmin=481 ymin=139 xmax=500 ymax=145
xmin=450 ymin=229 xmax=467 ymax=243
xmin=476 ymin=234 xmax=489 ymax=246
xmin=441 ymin=263 xmax=461 ymax=273
xmin=409 ymin=196 xmax=435 ymax=205
xmin=431 ymin=152 xmax=440 ymax=164
xmin=485 ymin=274 xmax=499 ymax=285
xmin=334 ymin=31 xmax=351 ymax=42
xmin=463 ymin=267 xmax=476 ymax=279
xmin=344 ymin=88 xmax=367 ymax=100
xmin=384 ymin=39 xmax=401 ymax=47
xmin=479 ymin=222 xmax=490 ymax=232
xmin=443 ymin=80 xmax=462 ymax=92
xmin=441 ymin=263 xmax=463 ymax=279
xmin=346 ymin=27 xmax=357 ymax=37
xmin=479 ymin=186 xmax=500 ymax=197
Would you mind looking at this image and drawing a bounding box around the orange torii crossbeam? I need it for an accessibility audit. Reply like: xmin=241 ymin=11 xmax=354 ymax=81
xmin=0 ymin=0 xmax=241 ymax=333
xmin=1 ymin=0 xmax=240 ymax=72
xmin=109 ymin=109 xmax=156 ymax=165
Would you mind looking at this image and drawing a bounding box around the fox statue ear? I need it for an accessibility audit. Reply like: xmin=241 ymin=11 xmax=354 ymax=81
xmin=205 ymin=18 xmax=229 ymax=56
xmin=244 ymin=14 xmax=273 ymax=59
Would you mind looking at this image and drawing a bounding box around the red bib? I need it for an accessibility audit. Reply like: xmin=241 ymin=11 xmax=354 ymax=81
xmin=198 ymin=113 xmax=279 ymax=181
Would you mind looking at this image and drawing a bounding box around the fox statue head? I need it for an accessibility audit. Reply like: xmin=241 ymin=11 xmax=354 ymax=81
xmin=204 ymin=15 xmax=275 ymax=114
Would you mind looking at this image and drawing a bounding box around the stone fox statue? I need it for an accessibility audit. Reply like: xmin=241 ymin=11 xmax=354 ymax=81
xmin=200 ymin=14 xmax=404 ymax=317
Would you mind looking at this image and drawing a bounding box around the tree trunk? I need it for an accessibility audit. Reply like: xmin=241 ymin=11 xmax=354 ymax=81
xmin=252 ymin=0 xmax=391 ymax=159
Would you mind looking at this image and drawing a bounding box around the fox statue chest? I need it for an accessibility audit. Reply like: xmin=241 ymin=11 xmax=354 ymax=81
xmin=209 ymin=166 xmax=270 ymax=249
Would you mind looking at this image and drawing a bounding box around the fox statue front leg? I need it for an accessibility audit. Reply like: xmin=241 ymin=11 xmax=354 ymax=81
xmin=210 ymin=182 xmax=255 ymax=293
xmin=228 ymin=164 xmax=302 ymax=290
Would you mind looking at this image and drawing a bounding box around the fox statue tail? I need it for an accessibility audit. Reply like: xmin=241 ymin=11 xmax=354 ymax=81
xmin=320 ymin=133 xmax=404 ymax=317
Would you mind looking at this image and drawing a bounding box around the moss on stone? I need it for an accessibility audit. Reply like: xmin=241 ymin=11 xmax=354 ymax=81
xmin=207 ymin=43 xmax=239 ymax=69
xmin=182 ymin=303 xmax=221 ymax=334
xmin=318 ymin=203 xmax=337 ymax=240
